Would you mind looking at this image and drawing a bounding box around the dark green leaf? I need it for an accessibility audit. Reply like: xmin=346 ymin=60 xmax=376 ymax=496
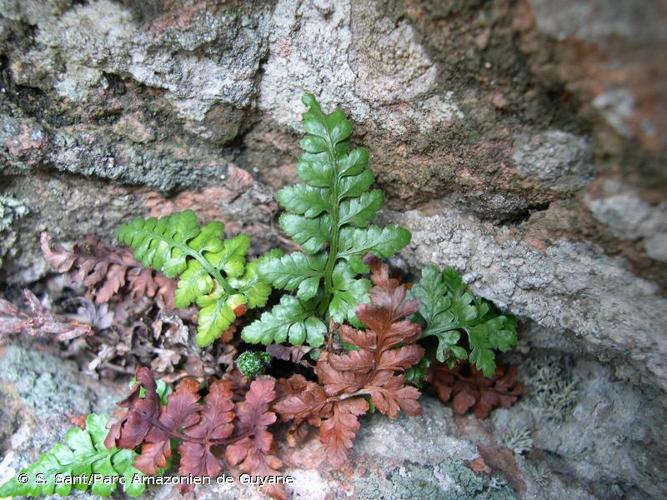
xmin=411 ymin=266 xmax=518 ymax=375
xmin=328 ymin=263 xmax=371 ymax=323
xmin=250 ymin=93 xmax=412 ymax=347
xmin=338 ymin=147 xmax=369 ymax=177
xmin=297 ymin=155 xmax=335 ymax=187
xmin=259 ymin=252 xmax=326 ymax=300
xmin=338 ymin=225 xmax=411 ymax=259
xmin=338 ymin=189 xmax=384 ymax=227
xmin=242 ymin=295 xmax=326 ymax=347
xmin=337 ymin=169 xmax=375 ymax=199
xmin=279 ymin=214 xmax=331 ymax=254
xmin=277 ymin=185 xmax=330 ymax=218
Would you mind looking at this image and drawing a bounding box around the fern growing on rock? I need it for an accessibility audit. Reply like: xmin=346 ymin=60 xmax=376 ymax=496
xmin=116 ymin=210 xmax=277 ymax=346
xmin=0 ymin=92 xmax=530 ymax=500
xmin=274 ymin=260 xmax=424 ymax=467
xmin=242 ymin=93 xmax=411 ymax=347
xmin=0 ymin=414 xmax=145 ymax=497
xmin=411 ymin=265 xmax=518 ymax=377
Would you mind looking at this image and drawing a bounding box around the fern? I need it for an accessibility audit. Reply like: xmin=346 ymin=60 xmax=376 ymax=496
xmin=243 ymin=93 xmax=411 ymax=347
xmin=0 ymin=414 xmax=145 ymax=497
xmin=411 ymin=265 xmax=518 ymax=376
xmin=116 ymin=210 xmax=277 ymax=346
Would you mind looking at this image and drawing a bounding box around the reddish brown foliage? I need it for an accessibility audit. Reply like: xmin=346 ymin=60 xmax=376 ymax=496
xmin=266 ymin=344 xmax=314 ymax=367
xmin=179 ymin=380 xmax=235 ymax=481
xmin=0 ymin=289 xmax=92 ymax=340
xmin=41 ymin=232 xmax=176 ymax=307
xmin=224 ymin=378 xmax=285 ymax=499
xmin=69 ymin=415 xmax=88 ymax=429
xmin=106 ymin=367 xmax=285 ymax=498
xmin=470 ymin=456 xmax=491 ymax=473
xmin=428 ymin=362 xmax=526 ymax=419
xmin=274 ymin=261 xmax=425 ymax=467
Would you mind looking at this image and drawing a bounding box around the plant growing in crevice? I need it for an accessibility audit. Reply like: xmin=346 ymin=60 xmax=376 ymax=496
xmin=0 ymin=92 xmax=530 ymax=499
xmin=503 ymin=428 xmax=534 ymax=455
xmin=0 ymin=289 xmax=92 ymax=341
xmin=242 ymin=93 xmax=411 ymax=347
xmin=40 ymin=233 xmax=177 ymax=308
xmin=411 ymin=265 xmax=518 ymax=377
xmin=274 ymin=260 xmax=424 ymax=466
xmin=522 ymin=353 xmax=578 ymax=422
xmin=428 ymin=362 xmax=526 ymax=419
xmin=0 ymin=414 xmax=145 ymax=498
xmin=115 ymin=210 xmax=279 ymax=346
xmin=105 ymin=367 xmax=286 ymax=499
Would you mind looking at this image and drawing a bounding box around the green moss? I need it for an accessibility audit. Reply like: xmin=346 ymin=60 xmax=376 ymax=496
xmin=236 ymin=351 xmax=271 ymax=379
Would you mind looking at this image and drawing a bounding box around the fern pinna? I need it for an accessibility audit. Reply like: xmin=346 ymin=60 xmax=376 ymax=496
xmin=116 ymin=210 xmax=276 ymax=347
xmin=243 ymin=93 xmax=411 ymax=347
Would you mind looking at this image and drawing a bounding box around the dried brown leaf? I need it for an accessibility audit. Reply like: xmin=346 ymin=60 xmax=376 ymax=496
xmin=428 ymin=363 xmax=527 ymax=419
xmin=319 ymin=398 xmax=368 ymax=468
xmin=107 ymin=368 xmax=285 ymax=499
xmin=41 ymin=232 xmax=176 ymax=308
xmin=266 ymin=344 xmax=314 ymax=367
xmin=224 ymin=378 xmax=285 ymax=499
xmin=0 ymin=290 xmax=92 ymax=341
xmin=178 ymin=380 xmax=235 ymax=492
xmin=275 ymin=262 xmax=425 ymax=468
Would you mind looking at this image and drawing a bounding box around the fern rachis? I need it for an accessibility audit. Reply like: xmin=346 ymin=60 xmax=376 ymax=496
xmin=116 ymin=211 xmax=276 ymax=347
xmin=242 ymin=93 xmax=411 ymax=347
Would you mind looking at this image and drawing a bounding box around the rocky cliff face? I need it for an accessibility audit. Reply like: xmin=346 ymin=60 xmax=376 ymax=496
xmin=1 ymin=0 xmax=666 ymax=498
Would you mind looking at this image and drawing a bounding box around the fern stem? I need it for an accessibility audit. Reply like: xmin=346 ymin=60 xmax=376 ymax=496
xmin=320 ymin=140 xmax=341 ymax=317
xmin=150 ymin=417 xmax=251 ymax=446
xmin=139 ymin=229 xmax=234 ymax=295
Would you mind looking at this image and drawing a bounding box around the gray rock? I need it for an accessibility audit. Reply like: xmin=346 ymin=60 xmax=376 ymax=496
xmin=0 ymin=174 xmax=146 ymax=283
xmin=585 ymin=179 xmax=667 ymax=261
xmin=512 ymin=130 xmax=596 ymax=192
xmin=392 ymin=203 xmax=667 ymax=391
xmin=0 ymin=196 xmax=29 ymax=269
xmin=8 ymin=0 xmax=272 ymax=138
xmin=528 ymin=0 xmax=667 ymax=42
xmin=259 ymin=0 xmax=463 ymax=133
xmin=592 ymin=88 xmax=636 ymax=139
xmin=493 ymin=348 xmax=667 ymax=499
xmin=0 ymin=343 xmax=124 ymax=490
xmin=645 ymin=233 xmax=667 ymax=262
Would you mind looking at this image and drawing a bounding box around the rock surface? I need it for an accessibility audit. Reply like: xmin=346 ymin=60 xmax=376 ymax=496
xmin=1 ymin=0 xmax=666 ymax=498
xmin=0 ymin=342 xmax=126 ymax=494
xmin=1 ymin=336 xmax=664 ymax=499
xmin=392 ymin=204 xmax=667 ymax=392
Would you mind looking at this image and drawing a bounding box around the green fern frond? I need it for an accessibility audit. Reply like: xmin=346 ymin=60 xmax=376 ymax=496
xmin=243 ymin=93 xmax=411 ymax=346
xmin=243 ymin=295 xmax=326 ymax=346
xmin=117 ymin=210 xmax=274 ymax=346
xmin=410 ymin=265 xmax=518 ymax=376
xmin=0 ymin=414 xmax=145 ymax=498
